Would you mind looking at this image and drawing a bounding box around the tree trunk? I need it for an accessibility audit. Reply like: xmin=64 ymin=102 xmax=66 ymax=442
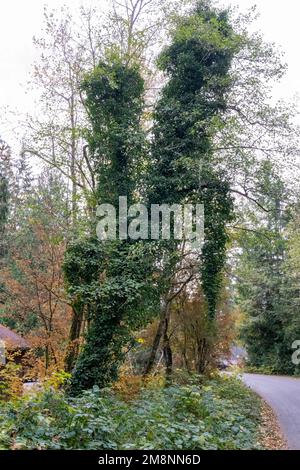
xmin=64 ymin=301 xmax=84 ymax=372
xmin=163 ymin=328 xmax=173 ymax=383
xmin=196 ymin=338 xmax=208 ymax=374
xmin=143 ymin=299 xmax=170 ymax=377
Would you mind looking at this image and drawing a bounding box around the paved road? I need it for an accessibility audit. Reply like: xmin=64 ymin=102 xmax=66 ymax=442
xmin=243 ymin=373 xmax=300 ymax=450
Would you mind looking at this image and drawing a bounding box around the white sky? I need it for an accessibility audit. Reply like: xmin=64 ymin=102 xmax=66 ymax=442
xmin=0 ymin=0 xmax=299 ymax=143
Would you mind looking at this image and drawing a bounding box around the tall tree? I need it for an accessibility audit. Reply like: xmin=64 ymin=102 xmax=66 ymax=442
xmin=64 ymin=58 xmax=159 ymax=393
xmin=0 ymin=137 xmax=11 ymax=320
xmin=236 ymin=162 xmax=290 ymax=372
xmin=0 ymin=138 xmax=11 ymax=261
xmin=272 ymin=202 xmax=300 ymax=374
xmin=0 ymin=170 xmax=72 ymax=373
xmin=143 ymin=1 xmax=238 ymax=376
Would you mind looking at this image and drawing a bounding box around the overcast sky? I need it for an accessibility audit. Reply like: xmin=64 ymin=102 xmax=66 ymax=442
xmin=0 ymin=0 xmax=299 ymax=142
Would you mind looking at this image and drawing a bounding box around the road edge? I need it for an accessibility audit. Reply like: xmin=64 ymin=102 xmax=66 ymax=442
xmin=258 ymin=399 xmax=288 ymax=450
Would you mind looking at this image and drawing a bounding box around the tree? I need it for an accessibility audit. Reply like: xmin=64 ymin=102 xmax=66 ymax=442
xmin=6 ymin=0 xmax=297 ymax=387
xmin=20 ymin=1 xmax=176 ymax=225
xmin=20 ymin=2 xmax=179 ymax=367
xmin=0 ymin=137 xmax=12 ymax=312
xmin=65 ymin=1 xmax=298 ymax=386
xmin=169 ymin=286 xmax=236 ymax=373
xmin=64 ymin=58 xmax=160 ymax=394
xmin=21 ymin=7 xmax=97 ymax=227
xmin=236 ymin=161 xmax=290 ymax=372
xmin=0 ymin=138 xmax=11 ymax=261
xmin=143 ymin=1 xmax=238 ymax=377
xmin=275 ymin=204 xmax=300 ymax=374
xmin=0 ymin=170 xmax=72 ymax=374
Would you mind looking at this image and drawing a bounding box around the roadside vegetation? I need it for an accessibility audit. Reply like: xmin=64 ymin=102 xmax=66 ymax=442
xmin=0 ymin=374 xmax=263 ymax=450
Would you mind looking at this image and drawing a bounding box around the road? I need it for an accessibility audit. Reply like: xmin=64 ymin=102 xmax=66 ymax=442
xmin=243 ymin=373 xmax=300 ymax=450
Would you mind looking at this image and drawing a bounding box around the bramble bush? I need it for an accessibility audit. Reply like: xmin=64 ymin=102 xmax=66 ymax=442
xmin=0 ymin=374 xmax=263 ymax=450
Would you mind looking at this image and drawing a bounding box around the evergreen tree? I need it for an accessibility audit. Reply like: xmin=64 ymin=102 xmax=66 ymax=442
xmin=0 ymin=138 xmax=11 ymax=261
xmin=278 ymin=204 xmax=300 ymax=374
xmin=237 ymin=162 xmax=290 ymax=372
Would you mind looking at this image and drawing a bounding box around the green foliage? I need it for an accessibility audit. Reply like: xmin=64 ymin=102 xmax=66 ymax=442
xmin=244 ymin=364 xmax=277 ymax=376
xmin=150 ymin=3 xmax=238 ymax=316
xmin=236 ymin=162 xmax=295 ymax=374
xmin=64 ymin=59 xmax=159 ymax=394
xmin=64 ymin=238 xmax=160 ymax=393
xmin=0 ymin=139 xmax=10 ymax=260
xmin=64 ymin=2 xmax=243 ymax=392
xmin=82 ymin=60 xmax=146 ymax=207
xmin=0 ymin=375 xmax=262 ymax=450
xmin=276 ymin=205 xmax=300 ymax=375
xmin=0 ymin=173 xmax=8 ymax=247
xmin=0 ymin=139 xmax=12 ymax=313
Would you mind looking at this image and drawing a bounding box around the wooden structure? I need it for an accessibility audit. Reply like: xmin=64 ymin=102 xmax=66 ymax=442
xmin=0 ymin=325 xmax=30 ymax=365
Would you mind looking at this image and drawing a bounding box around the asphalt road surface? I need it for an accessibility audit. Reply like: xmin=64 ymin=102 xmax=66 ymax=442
xmin=243 ymin=373 xmax=300 ymax=450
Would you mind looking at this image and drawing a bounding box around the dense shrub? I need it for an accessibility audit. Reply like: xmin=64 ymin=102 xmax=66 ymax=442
xmin=0 ymin=375 xmax=262 ymax=450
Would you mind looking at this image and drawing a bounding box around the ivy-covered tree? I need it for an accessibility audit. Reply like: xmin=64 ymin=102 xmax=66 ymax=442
xmin=149 ymin=2 xmax=238 ymax=317
xmin=142 ymin=2 xmax=239 ymax=377
xmin=63 ymin=1 xmax=300 ymax=389
xmin=64 ymin=60 xmax=159 ymax=393
xmin=65 ymin=2 xmax=242 ymax=389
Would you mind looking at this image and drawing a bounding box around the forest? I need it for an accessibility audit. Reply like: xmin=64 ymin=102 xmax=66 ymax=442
xmin=0 ymin=0 xmax=299 ymax=452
